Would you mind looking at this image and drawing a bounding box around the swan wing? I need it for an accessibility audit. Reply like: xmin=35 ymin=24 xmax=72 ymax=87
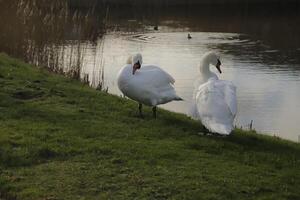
xmin=117 ymin=64 xmax=180 ymax=106
xmin=222 ymin=81 xmax=237 ymax=117
xmin=195 ymin=79 xmax=237 ymax=135
xmin=139 ymin=65 xmax=175 ymax=85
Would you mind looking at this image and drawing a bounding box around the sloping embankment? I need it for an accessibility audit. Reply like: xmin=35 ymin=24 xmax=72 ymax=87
xmin=0 ymin=53 xmax=299 ymax=199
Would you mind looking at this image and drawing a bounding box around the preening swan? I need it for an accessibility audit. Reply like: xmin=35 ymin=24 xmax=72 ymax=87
xmin=190 ymin=52 xmax=237 ymax=135
xmin=117 ymin=53 xmax=182 ymax=118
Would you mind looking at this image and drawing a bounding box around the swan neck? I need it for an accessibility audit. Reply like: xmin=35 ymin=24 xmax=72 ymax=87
xmin=200 ymin=59 xmax=211 ymax=76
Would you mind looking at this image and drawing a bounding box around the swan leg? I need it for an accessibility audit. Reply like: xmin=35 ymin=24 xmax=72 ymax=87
xmin=152 ymin=106 xmax=157 ymax=119
xmin=138 ymin=103 xmax=143 ymax=118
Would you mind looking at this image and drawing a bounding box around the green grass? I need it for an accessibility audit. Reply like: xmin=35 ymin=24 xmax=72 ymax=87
xmin=0 ymin=53 xmax=299 ymax=200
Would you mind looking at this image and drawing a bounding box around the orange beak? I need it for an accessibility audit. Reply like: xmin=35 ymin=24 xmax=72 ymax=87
xmin=132 ymin=62 xmax=141 ymax=75
xmin=216 ymin=59 xmax=222 ymax=74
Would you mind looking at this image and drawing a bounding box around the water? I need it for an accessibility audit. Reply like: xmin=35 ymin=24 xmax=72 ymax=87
xmin=79 ymin=32 xmax=300 ymax=142
xmin=0 ymin=1 xmax=300 ymax=141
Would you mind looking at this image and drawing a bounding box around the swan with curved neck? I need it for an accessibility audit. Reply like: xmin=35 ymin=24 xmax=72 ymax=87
xmin=199 ymin=51 xmax=222 ymax=82
xmin=118 ymin=53 xmax=182 ymax=118
xmin=192 ymin=52 xmax=237 ymax=135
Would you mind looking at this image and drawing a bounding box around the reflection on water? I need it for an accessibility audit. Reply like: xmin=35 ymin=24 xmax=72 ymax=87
xmin=0 ymin=1 xmax=300 ymax=141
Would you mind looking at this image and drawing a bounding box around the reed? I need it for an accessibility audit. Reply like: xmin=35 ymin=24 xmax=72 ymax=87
xmin=0 ymin=0 xmax=107 ymax=89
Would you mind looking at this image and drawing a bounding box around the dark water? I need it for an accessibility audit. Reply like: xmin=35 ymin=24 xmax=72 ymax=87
xmin=0 ymin=0 xmax=300 ymax=141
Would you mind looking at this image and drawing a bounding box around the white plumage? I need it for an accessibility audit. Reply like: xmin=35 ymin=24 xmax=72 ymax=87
xmin=191 ymin=52 xmax=237 ymax=135
xmin=117 ymin=53 xmax=182 ymax=117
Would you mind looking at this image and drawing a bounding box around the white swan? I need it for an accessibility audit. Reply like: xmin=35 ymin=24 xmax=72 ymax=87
xmin=117 ymin=53 xmax=182 ymax=118
xmin=190 ymin=52 xmax=237 ymax=135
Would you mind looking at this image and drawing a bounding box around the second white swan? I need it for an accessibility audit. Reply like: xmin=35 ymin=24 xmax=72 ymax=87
xmin=190 ymin=52 xmax=237 ymax=135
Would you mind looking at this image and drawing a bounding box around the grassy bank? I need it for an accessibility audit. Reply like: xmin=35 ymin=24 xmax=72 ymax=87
xmin=0 ymin=53 xmax=299 ymax=200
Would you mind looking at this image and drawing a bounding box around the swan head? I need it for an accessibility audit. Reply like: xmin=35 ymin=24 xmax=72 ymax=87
xmin=201 ymin=51 xmax=222 ymax=74
xmin=132 ymin=53 xmax=143 ymax=75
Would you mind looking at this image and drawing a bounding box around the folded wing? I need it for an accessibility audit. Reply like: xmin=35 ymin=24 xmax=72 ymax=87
xmin=196 ymin=79 xmax=237 ymax=135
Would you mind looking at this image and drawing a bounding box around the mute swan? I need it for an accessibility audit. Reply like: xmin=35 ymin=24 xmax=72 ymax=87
xmin=117 ymin=53 xmax=182 ymax=118
xmin=190 ymin=52 xmax=237 ymax=135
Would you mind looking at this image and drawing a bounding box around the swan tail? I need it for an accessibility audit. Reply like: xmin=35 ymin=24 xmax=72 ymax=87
xmin=174 ymin=96 xmax=183 ymax=101
xmin=126 ymin=56 xmax=132 ymax=64
xmin=203 ymin=122 xmax=233 ymax=135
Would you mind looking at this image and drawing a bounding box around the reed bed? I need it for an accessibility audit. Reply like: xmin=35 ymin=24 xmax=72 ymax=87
xmin=0 ymin=0 xmax=107 ymax=88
